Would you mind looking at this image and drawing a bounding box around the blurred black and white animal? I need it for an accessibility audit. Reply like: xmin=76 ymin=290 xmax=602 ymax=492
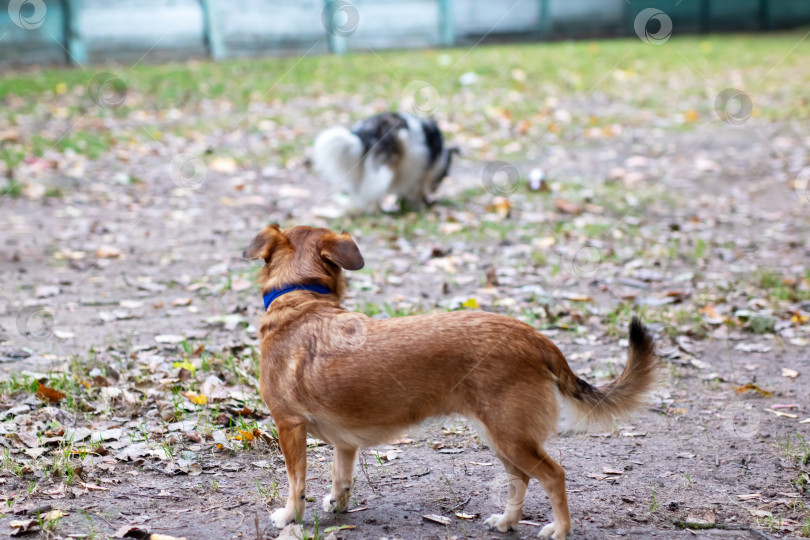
xmin=313 ymin=112 xmax=458 ymax=212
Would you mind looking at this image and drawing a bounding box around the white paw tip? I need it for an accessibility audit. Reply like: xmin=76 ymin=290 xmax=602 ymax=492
xmin=270 ymin=508 xmax=295 ymax=529
xmin=484 ymin=514 xmax=515 ymax=533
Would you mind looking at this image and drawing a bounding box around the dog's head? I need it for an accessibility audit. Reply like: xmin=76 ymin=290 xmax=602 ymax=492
xmin=243 ymin=225 xmax=364 ymax=297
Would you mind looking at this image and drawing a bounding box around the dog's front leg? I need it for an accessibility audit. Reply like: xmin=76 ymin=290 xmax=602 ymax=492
xmin=485 ymin=464 xmax=529 ymax=532
xmin=323 ymin=446 xmax=357 ymax=513
xmin=271 ymin=419 xmax=308 ymax=528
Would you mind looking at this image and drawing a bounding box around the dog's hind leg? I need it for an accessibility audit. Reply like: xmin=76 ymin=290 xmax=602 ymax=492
xmin=271 ymin=419 xmax=308 ymax=528
xmin=323 ymin=446 xmax=357 ymax=513
xmin=507 ymin=447 xmax=571 ymax=539
xmin=484 ymin=459 xmax=529 ymax=532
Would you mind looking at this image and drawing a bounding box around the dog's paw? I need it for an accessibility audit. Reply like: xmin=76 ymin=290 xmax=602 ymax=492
xmin=484 ymin=513 xmax=517 ymax=533
xmin=322 ymin=492 xmax=349 ymax=513
xmin=538 ymin=521 xmax=570 ymax=539
xmin=270 ymin=507 xmax=296 ymax=528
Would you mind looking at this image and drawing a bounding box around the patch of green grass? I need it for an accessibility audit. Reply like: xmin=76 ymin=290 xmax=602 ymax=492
xmin=48 ymin=440 xmax=79 ymax=484
xmin=1 ymin=448 xmax=24 ymax=477
xmin=530 ymin=250 xmax=548 ymax=266
xmin=758 ymin=269 xmax=782 ymax=290
xmin=0 ymin=180 xmax=22 ymax=198
xmin=692 ymin=237 xmax=707 ymax=260
xmin=604 ymin=302 xmax=637 ymax=337
xmin=0 ymin=373 xmax=35 ymax=397
xmin=757 ymin=270 xmax=810 ymax=303
xmin=648 ymin=480 xmax=660 ymax=513
xmin=2 ymin=32 xmax=809 ymax=170
xmin=782 ymin=431 xmax=810 ymax=497
xmin=43 ymin=186 xmax=64 ymax=198
xmin=358 ymin=301 xmax=383 ymax=317
xmin=784 ymin=431 xmax=810 ymax=464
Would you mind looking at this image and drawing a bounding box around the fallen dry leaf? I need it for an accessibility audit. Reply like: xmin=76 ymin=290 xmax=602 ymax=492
xmin=36 ymin=383 xmax=66 ymax=403
xmin=684 ymin=109 xmax=700 ymax=123
xmin=791 ymin=311 xmax=809 ymax=324
xmin=734 ymin=383 xmax=773 ymax=398
xmin=423 ymin=514 xmax=451 ymax=525
xmin=764 ymin=408 xmax=798 ymax=419
xmin=455 ymin=512 xmax=478 ymax=519
xmin=96 ymin=245 xmax=122 ymax=259
xmin=113 ymin=525 xmax=187 ymax=539
xmin=11 ymin=510 xmax=67 ymax=536
xmin=699 ymin=304 xmax=724 ymax=324
xmin=781 ymin=368 xmax=800 ymax=378
xmin=485 ymin=197 xmax=511 ymax=218
xmin=553 ymin=198 xmax=582 ymax=215
xmin=685 ymin=507 xmax=715 ymax=525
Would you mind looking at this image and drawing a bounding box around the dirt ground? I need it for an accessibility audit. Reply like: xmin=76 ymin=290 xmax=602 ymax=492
xmin=2 ymin=53 xmax=810 ymax=539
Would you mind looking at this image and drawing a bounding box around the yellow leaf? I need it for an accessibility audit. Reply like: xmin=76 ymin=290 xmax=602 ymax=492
xmin=237 ymin=429 xmax=254 ymax=441
xmin=699 ymin=304 xmax=723 ymax=321
xmin=462 ymin=298 xmax=479 ymax=309
xmin=684 ymin=110 xmax=699 ymax=123
xmin=182 ymin=391 xmax=207 ymax=405
xmin=791 ymin=311 xmax=809 ymax=324
xmin=173 ymin=360 xmax=196 ymax=374
xmin=55 ymin=82 xmax=67 ymax=95
xmin=485 ymin=197 xmax=511 ymax=218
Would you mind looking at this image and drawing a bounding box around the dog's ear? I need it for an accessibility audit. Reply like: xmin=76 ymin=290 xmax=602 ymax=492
xmin=243 ymin=224 xmax=285 ymax=262
xmin=320 ymin=231 xmax=364 ymax=271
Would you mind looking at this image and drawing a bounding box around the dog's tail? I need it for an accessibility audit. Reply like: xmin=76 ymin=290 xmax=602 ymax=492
xmin=556 ymin=317 xmax=659 ymax=433
xmin=313 ymin=127 xmax=365 ymax=188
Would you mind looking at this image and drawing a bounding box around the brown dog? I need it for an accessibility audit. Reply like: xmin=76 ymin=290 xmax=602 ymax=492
xmin=244 ymin=224 xmax=659 ymax=539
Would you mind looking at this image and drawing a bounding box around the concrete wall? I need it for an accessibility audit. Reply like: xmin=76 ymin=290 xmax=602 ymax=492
xmin=78 ymin=0 xmax=207 ymax=63
xmin=1 ymin=0 xmax=809 ymax=67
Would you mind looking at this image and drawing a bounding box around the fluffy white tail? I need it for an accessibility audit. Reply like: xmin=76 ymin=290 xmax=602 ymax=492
xmin=557 ymin=317 xmax=659 ymax=433
xmin=313 ymin=127 xmax=365 ymax=189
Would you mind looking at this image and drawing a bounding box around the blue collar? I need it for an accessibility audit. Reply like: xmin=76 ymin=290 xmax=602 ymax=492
xmin=263 ymin=284 xmax=332 ymax=310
